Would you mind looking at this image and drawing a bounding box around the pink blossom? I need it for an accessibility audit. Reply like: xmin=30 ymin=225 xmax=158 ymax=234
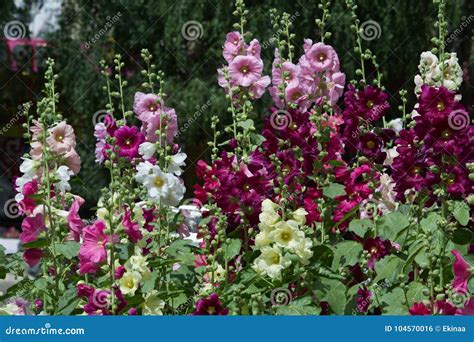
xmin=141 ymin=108 xmax=178 ymax=144
xmin=249 ymin=76 xmax=271 ymax=99
xmin=452 ymin=250 xmax=471 ymax=294
xmin=272 ymin=61 xmax=299 ymax=88
xmin=64 ymin=148 xmax=81 ymax=175
xmin=46 ymin=121 xmax=77 ymax=154
xmin=326 ymin=71 xmax=346 ymax=105
xmin=228 ymin=55 xmax=263 ymax=87
xmin=305 ymin=42 xmax=337 ymax=72
xmin=122 ymin=208 xmax=142 ymax=243
xmin=67 ymin=200 xmax=84 ymax=242
xmin=133 ymin=92 xmax=161 ymax=122
xmin=246 ymin=39 xmax=261 ymax=58
xmin=78 ymin=220 xmax=109 ymax=274
xmin=223 ymin=31 xmax=244 ymax=62
xmin=114 ymin=126 xmax=144 ymax=160
xmin=20 ymin=214 xmax=46 ymax=244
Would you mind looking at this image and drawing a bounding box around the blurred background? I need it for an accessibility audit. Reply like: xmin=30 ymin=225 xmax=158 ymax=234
xmin=0 ymin=0 xmax=473 ymax=233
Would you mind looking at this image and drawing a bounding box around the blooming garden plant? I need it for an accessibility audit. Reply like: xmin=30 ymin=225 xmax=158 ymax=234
xmin=0 ymin=0 xmax=472 ymax=316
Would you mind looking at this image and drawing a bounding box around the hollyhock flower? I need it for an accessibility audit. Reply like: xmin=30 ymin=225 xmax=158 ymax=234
xmin=305 ymin=42 xmax=337 ymax=72
xmin=418 ymin=85 xmax=458 ymax=126
xmin=122 ymin=208 xmax=142 ymax=243
xmin=46 ymin=121 xmax=76 ymax=154
xmin=351 ymin=85 xmax=390 ymax=121
xmin=326 ymin=71 xmax=346 ymax=105
xmin=357 ymin=132 xmax=385 ymax=162
xmin=15 ymin=179 xmax=38 ymax=213
xmin=138 ymin=142 xmax=156 ymax=160
xmin=357 ymin=286 xmax=372 ymax=312
xmin=269 ymin=220 xmax=304 ymax=250
xmin=34 ymin=299 xmax=43 ymax=311
xmin=23 ymin=248 xmax=43 ymax=267
xmin=167 ymin=152 xmax=187 ymax=176
xmin=76 ymin=283 xmax=95 ymax=298
xmin=104 ymin=114 xmax=117 ymax=136
xmin=143 ymin=291 xmax=165 ymax=315
xmin=114 ymin=126 xmax=144 ymax=160
xmin=434 ymin=300 xmax=457 ymax=315
xmin=133 ymin=92 xmax=161 ymax=121
xmin=253 ymin=245 xmax=291 ymax=279
xmin=193 ymin=293 xmax=229 ymax=315
xmin=272 ymin=61 xmax=300 ymax=87
xmin=63 ymin=148 xmax=81 ymax=175
xmin=363 ymin=237 xmax=393 ymax=269
xmin=228 ymin=55 xmax=263 ymax=87
xmin=67 ymin=200 xmax=84 ymax=242
xmin=246 ymin=39 xmax=261 ymax=58
xmin=55 ymin=165 xmax=74 ymax=193
xmin=223 ymin=31 xmax=244 ymax=62
xmin=119 ymin=271 xmax=142 ymax=296
xmin=249 ymin=75 xmax=271 ymax=99
xmin=94 ymin=122 xmax=107 ymax=140
xmin=78 ymin=220 xmax=109 ymax=274
xmin=451 ymin=250 xmax=471 ymax=294
xmin=456 ymin=297 xmax=474 ymax=315
xmin=409 ymin=302 xmax=431 ymax=315
xmin=141 ymin=108 xmax=178 ymax=144
xmin=20 ymin=214 xmax=45 ymax=244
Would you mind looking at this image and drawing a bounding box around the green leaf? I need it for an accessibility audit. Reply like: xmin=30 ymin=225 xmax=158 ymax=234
xmin=0 ymin=245 xmax=6 ymax=279
xmin=237 ymin=119 xmax=254 ymax=130
xmin=451 ymin=200 xmax=470 ymax=226
xmin=348 ymin=219 xmax=373 ymax=237
xmin=275 ymin=305 xmax=321 ymax=315
xmin=403 ymin=242 xmax=425 ymax=273
xmin=406 ymin=282 xmax=428 ymax=306
xmin=251 ymin=133 xmax=266 ymax=145
xmin=55 ymin=286 xmax=80 ymax=315
xmin=55 ymin=242 xmax=80 ymax=260
xmin=420 ymin=212 xmax=441 ymax=233
xmin=315 ymin=278 xmax=346 ymax=314
xmin=452 ymin=228 xmax=473 ymax=245
xmin=374 ymin=255 xmax=403 ymax=283
xmin=22 ymin=238 xmax=49 ymax=249
xmin=34 ymin=278 xmax=49 ymax=292
xmin=322 ymin=183 xmax=346 ymax=198
xmin=380 ymin=288 xmax=406 ymax=315
xmin=377 ymin=211 xmax=410 ymax=242
xmin=223 ymin=239 xmax=242 ymax=261
xmin=332 ymin=241 xmax=363 ymax=269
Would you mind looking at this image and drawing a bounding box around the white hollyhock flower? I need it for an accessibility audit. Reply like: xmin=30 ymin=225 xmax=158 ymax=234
xmin=19 ymin=158 xmax=38 ymax=177
xmin=387 ymin=118 xmax=403 ymax=134
xmin=135 ymin=161 xmax=154 ymax=183
xmin=167 ymin=152 xmax=186 ymax=176
xmin=253 ymin=245 xmax=291 ymax=279
xmin=269 ymin=220 xmax=304 ymax=250
xmin=126 ymin=255 xmax=149 ymax=274
xmin=161 ymin=175 xmax=185 ymax=206
xmin=291 ymin=207 xmax=308 ymax=225
xmin=138 ymin=142 xmax=156 ymax=160
xmin=143 ymin=291 xmax=165 ymax=315
xmin=55 ymin=166 xmax=73 ymax=193
xmin=119 ymin=271 xmax=142 ymax=296
xmin=294 ymin=238 xmax=313 ymax=265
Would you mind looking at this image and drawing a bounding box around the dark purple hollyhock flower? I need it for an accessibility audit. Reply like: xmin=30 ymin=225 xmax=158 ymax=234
xmin=193 ymin=293 xmax=229 ymax=315
xmin=357 ymin=286 xmax=372 ymax=313
xmin=357 ymin=132 xmax=386 ymax=163
xmin=346 ymin=85 xmax=390 ymax=121
xmin=363 ymin=237 xmax=393 ymax=269
xmin=418 ymin=85 xmax=459 ymax=126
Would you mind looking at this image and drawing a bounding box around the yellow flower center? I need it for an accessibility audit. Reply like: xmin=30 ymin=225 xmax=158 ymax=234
xmin=241 ymin=66 xmax=249 ymax=74
xmin=412 ymin=166 xmax=422 ymax=175
xmin=154 ymin=176 xmax=165 ymax=188
xmin=207 ymin=306 xmax=216 ymax=314
xmin=56 ymin=134 xmax=64 ymax=142
xmin=317 ymin=52 xmax=326 ymax=61
xmin=271 ymin=254 xmax=280 ymax=264
xmin=441 ymin=129 xmax=451 ymax=139
xmin=149 ymin=104 xmax=157 ymax=112
xmin=125 ymin=139 xmax=131 ymax=146
xmin=366 ymin=140 xmax=376 ymax=149
xmin=280 ymin=231 xmax=291 ymax=242
xmin=289 ymin=122 xmax=298 ymax=130
xmin=447 ymin=176 xmax=455 ymax=185
xmin=436 ymin=101 xmax=445 ymax=111
xmin=366 ymin=100 xmax=374 ymax=109
xmin=243 ymin=184 xmax=250 ymax=192
xmin=126 ymin=278 xmax=134 ymax=289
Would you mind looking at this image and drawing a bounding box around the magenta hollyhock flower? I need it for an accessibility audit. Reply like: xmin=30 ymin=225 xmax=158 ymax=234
xmin=114 ymin=125 xmax=144 ymax=160
xmin=115 ymin=265 xmax=126 ymax=280
xmin=223 ymin=31 xmax=244 ymax=62
xmin=133 ymin=92 xmax=161 ymax=122
xmin=34 ymin=299 xmax=43 ymax=311
xmin=456 ymin=297 xmax=474 ymax=315
xmin=104 ymin=114 xmax=117 ymax=136
xmin=67 ymin=199 xmax=84 ymax=242
xmin=193 ymin=293 xmax=229 ymax=315
xmin=23 ymin=248 xmax=43 ymax=267
xmin=418 ymin=85 xmax=458 ymax=126
xmin=434 ymin=300 xmax=457 ymax=315
xmin=77 ymin=283 xmax=95 ymax=297
xmin=20 ymin=214 xmax=46 ymax=244
xmin=409 ymin=302 xmax=431 ymax=315
xmin=78 ymin=220 xmax=109 ymax=274
xmin=122 ymin=208 xmax=142 ymax=243
xmin=18 ymin=180 xmax=38 ymax=214
xmin=451 ymin=250 xmax=471 ymax=294
xmin=228 ymin=55 xmax=263 ymax=87
xmin=353 ymin=85 xmax=390 ymax=121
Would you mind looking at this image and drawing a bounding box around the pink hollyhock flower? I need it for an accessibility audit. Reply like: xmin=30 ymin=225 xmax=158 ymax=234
xmin=223 ymin=31 xmax=244 ymax=62
xmin=272 ymin=61 xmax=299 ymax=87
xmin=63 ymin=148 xmax=81 ymax=175
xmin=409 ymin=302 xmax=431 ymax=315
xmin=246 ymin=39 xmax=261 ymax=58
xmin=451 ymin=250 xmax=471 ymax=294
xmin=46 ymin=121 xmax=76 ymax=154
xmin=23 ymin=248 xmax=43 ymax=267
xmin=67 ymin=200 xmax=84 ymax=242
xmin=17 ymin=179 xmax=38 ymax=214
xmin=141 ymin=108 xmax=178 ymax=144
xmin=249 ymin=76 xmax=271 ymax=99
xmin=20 ymin=214 xmax=46 ymax=244
xmin=133 ymin=92 xmax=161 ymax=121
xmin=78 ymin=220 xmax=109 ymax=274
xmin=305 ymin=42 xmax=337 ymax=72
xmin=114 ymin=126 xmax=144 ymax=160
xmin=228 ymin=55 xmax=263 ymax=87
xmin=122 ymin=208 xmax=142 ymax=243
xmin=326 ymin=71 xmax=346 ymax=105
xmin=94 ymin=122 xmax=108 ymax=140
xmin=193 ymin=293 xmax=229 ymax=315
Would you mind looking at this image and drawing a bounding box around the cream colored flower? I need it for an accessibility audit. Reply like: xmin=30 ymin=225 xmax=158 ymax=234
xmin=291 ymin=207 xmax=308 ymax=225
xmin=269 ymin=220 xmax=304 ymax=250
xmin=294 ymin=238 xmax=313 ymax=265
xmin=143 ymin=291 xmax=165 ymax=315
xmin=252 ymin=245 xmax=291 ymax=279
xmin=119 ymin=271 xmax=142 ymax=296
